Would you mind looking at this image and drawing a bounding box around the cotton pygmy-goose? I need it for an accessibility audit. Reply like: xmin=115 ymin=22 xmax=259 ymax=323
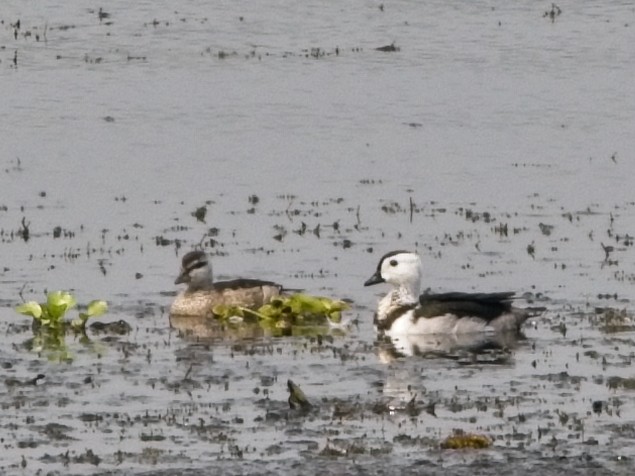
xmin=170 ymin=250 xmax=283 ymax=317
xmin=364 ymin=250 xmax=541 ymax=335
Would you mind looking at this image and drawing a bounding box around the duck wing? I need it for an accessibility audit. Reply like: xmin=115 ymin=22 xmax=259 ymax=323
xmin=212 ymin=278 xmax=283 ymax=292
xmin=211 ymin=279 xmax=283 ymax=308
xmin=417 ymin=291 xmax=516 ymax=322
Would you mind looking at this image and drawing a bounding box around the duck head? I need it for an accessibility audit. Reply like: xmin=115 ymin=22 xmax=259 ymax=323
xmin=364 ymin=250 xmax=422 ymax=299
xmin=175 ymin=250 xmax=214 ymax=291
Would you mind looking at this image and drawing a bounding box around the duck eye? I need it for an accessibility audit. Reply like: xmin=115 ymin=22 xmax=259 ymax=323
xmin=389 ymin=259 xmax=398 ymax=267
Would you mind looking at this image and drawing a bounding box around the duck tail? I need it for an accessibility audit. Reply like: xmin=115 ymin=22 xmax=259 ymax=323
xmin=524 ymin=306 xmax=547 ymax=316
xmin=494 ymin=306 xmax=545 ymax=333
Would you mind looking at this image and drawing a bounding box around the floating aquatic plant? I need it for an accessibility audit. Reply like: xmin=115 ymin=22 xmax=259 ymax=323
xmin=16 ymin=291 xmax=108 ymax=332
xmin=15 ymin=291 xmax=109 ymax=362
xmin=210 ymin=293 xmax=348 ymax=328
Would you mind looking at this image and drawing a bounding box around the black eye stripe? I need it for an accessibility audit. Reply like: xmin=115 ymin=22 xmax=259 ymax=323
xmin=186 ymin=261 xmax=208 ymax=272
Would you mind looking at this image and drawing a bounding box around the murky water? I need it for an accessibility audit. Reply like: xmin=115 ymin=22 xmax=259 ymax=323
xmin=2 ymin=0 xmax=635 ymax=474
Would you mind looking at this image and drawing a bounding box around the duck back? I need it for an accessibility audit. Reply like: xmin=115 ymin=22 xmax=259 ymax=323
xmin=170 ymin=279 xmax=282 ymax=317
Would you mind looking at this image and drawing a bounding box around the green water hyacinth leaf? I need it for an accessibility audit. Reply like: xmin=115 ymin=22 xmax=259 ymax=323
xmin=15 ymin=290 xmax=110 ymax=361
xmin=15 ymin=291 xmax=108 ymax=331
xmin=16 ymin=301 xmax=43 ymax=319
xmin=86 ymin=300 xmax=108 ymax=318
xmin=47 ymin=291 xmax=77 ymax=312
xmin=211 ymin=304 xmax=236 ymax=318
xmin=209 ymin=293 xmax=348 ymax=326
xmin=76 ymin=301 xmax=109 ymax=330
xmin=45 ymin=291 xmax=77 ymax=320
xmin=47 ymin=303 xmax=68 ymax=321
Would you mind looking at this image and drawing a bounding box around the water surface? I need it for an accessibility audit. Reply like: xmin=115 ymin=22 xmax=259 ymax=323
xmin=1 ymin=1 xmax=635 ymax=474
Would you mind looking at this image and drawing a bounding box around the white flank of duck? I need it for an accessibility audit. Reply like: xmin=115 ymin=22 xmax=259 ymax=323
xmin=365 ymin=250 xmax=542 ymax=336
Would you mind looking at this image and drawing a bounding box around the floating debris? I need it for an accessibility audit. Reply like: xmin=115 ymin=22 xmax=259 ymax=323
xmin=592 ymin=400 xmax=604 ymax=415
xmin=287 ymin=379 xmax=312 ymax=411
xmin=607 ymin=376 xmax=635 ymax=391
xmin=441 ymin=430 xmax=492 ymax=449
xmin=19 ymin=216 xmax=30 ymax=241
xmin=544 ymin=3 xmax=562 ymax=22
xmin=594 ymin=307 xmax=634 ymax=333
xmin=376 ymin=43 xmax=399 ymax=52
xmin=191 ymin=205 xmax=207 ymax=223
xmin=89 ymin=319 xmax=132 ymax=335
xmin=5 ymin=373 xmax=45 ymax=387
xmin=538 ymin=222 xmax=554 ymax=236
xmin=98 ymin=7 xmax=111 ymax=22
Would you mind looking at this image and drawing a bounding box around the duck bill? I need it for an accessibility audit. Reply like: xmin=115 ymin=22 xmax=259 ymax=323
xmin=364 ymin=271 xmax=385 ymax=286
xmin=174 ymin=272 xmax=190 ymax=285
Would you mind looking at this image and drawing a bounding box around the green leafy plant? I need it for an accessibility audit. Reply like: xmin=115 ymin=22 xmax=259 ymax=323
xmin=210 ymin=293 xmax=348 ymax=329
xmin=16 ymin=291 xmax=108 ymax=332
